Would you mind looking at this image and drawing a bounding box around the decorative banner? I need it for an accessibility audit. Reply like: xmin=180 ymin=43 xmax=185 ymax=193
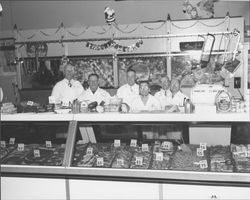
xmin=85 ymin=39 xmax=143 ymax=52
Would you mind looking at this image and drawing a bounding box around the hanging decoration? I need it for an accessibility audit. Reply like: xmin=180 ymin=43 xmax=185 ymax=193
xmin=86 ymin=39 xmax=143 ymax=52
xmin=183 ymin=0 xmax=215 ymax=20
xmin=104 ymin=7 xmax=116 ymax=25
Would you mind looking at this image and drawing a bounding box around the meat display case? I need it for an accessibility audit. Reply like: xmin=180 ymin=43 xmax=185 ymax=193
xmin=1 ymin=113 xmax=250 ymax=200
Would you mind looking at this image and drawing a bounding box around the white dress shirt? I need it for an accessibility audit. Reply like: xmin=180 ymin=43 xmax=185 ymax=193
xmin=168 ymin=91 xmax=188 ymax=106
xmin=79 ymin=87 xmax=111 ymax=105
xmin=51 ymin=78 xmax=84 ymax=104
xmin=116 ymin=83 xmax=139 ymax=107
xmin=154 ymin=89 xmax=172 ymax=110
xmin=131 ymin=94 xmax=161 ymax=112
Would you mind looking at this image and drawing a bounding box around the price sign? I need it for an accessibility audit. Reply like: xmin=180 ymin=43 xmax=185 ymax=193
xmin=62 ymin=101 xmax=69 ymax=107
xmin=27 ymin=101 xmax=34 ymax=106
xmin=238 ymin=151 xmax=247 ymax=158
xmin=1 ymin=141 xmax=6 ymax=148
xmin=34 ymin=150 xmax=40 ymax=157
xmin=117 ymin=158 xmax=124 ymax=166
xmin=135 ymin=157 xmax=143 ymax=166
xmin=247 ymin=151 xmax=250 ymax=158
xmin=86 ymin=147 xmax=93 ymax=155
xmin=233 ymin=152 xmax=239 ymax=158
xmin=199 ymin=160 xmax=208 ymax=169
xmin=197 ymin=148 xmax=204 ymax=157
xmin=142 ymin=144 xmax=149 ymax=152
xmin=45 ymin=141 xmax=52 ymax=148
xmin=155 ymin=152 xmax=163 ymax=161
xmin=162 ymin=141 xmax=172 ymax=150
xmin=18 ymin=143 xmax=24 ymax=151
xmin=48 ymin=96 xmax=56 ymax=104
xmin=200 ymin=143 xmax=207 ymax=150
xmin=114 ymin=139 xmax=121 ymax=147
xmin=247 ymin=144 xmax=250 ymax=150
xmin=97 ymin=157 xmax=104 ymax=166
xmin=130 ymin=139 xmax=137 ymax=147
xmin=9 ymin=138 xmax=15 ymax=145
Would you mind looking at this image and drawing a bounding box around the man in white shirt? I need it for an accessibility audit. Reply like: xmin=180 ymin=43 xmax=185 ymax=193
xmin=154 ymin=76 xmax=172 ymax=110
xmin=116 ymin=69 xmax=139 ymax=107
xmin=79 ymin=73 xmax=110 ymax=105
xmin=131 ymin=81 xmax=161 ymax=112
xmin=168 ymin=79 xmax=187 ymax=107
xmin=51 ymin=64 xmax=84 ymax=104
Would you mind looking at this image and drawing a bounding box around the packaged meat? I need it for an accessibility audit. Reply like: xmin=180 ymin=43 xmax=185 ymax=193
xmin=170 ymin=144 xmax=209 ymax=172
xmin=1 ymin=144 xmax=38 ymax=165
xmin=94 ymin=151 xmax=115 ymax=168
xmin=231 ymin=144 xmax=250 ymax=173
xmin=72 ymin=143 xmax=89 ymax=166
xmin=0 ymin=145 xmax=16 ymax=160
xmin=45 ymin=145 xmax=66 ymax=166
xmin=210 ymin=145 xmax=234 ymax=172
xmin=151 ymin=152 xmax=171 ymax=170
xmin=130 ymin=151 xmax=152 ymax=169
xmin=111 ymin=148 xmax=132 ymax=168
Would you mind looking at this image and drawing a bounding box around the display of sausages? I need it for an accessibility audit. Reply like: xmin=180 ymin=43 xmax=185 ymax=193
xmin=231 ymin=144 xmax=250 ymax=173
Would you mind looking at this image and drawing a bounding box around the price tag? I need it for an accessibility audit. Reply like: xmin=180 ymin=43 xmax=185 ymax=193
xmin=247 ymin=151 xmax=250 ymax=158
xmin=199 ymin=160 xmax=208 ymax=169
xmin=197 ymin=148 xmax=204 ymax=157
xmin=135 ymin=157 xmax=143 ymax=166
xmin=18 ymin=143 xmax=24 ymax=151
xmin=247 ymin=144 xmax=250 ymax=150
xmin=9 ymin=138 xmax=15 ymax=145
xmin=48 ymin=96 xmax=56 ymax=104
xmin=114 ymin=139 xmax=121 ymax=147
xmin=200 ymin=143 xmax=207 ymax=150
xmin=1 ymin=141 xmax=6 ymax=148
xmin=62 ymin=101 xmax=69 ymax=107
xmin=236 ymin=146 xmax=242 ymax=152
xmin=27 ymin=101 xmax=34 ymax=106
xmin=34 ymin=149 xmax=40 ymax=157
xmin=238 ymin=151 xmax=247 ymax=158
xmin=130 ymin=139 xmax=137 ymax=147
xmin=96 ymin=157 xmax=104 ymax=166
xmin=162 ymin=141 xmax=172 ymax=150
xmin=117 ymin=158 xmax=124 ymax=166
xmin=86 ymin=147 xmax=93 ymax=155
xmin=155 ymin=152 xmax=163 ymax=161
xmin=45 ymin=141 xmax=52 ymax=148
xmin=142 ymin=144 xmax=149 ymax=152
xmin=233 ymin=152 xmax=239 ymax=158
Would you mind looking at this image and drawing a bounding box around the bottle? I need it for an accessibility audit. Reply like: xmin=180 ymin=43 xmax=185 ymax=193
xmin=185 ymin=99 xmax=192 ymax=113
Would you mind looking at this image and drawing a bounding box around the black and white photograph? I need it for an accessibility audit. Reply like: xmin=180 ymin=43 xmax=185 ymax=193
xmin=0 ymin=1 xmax=250 ymax=200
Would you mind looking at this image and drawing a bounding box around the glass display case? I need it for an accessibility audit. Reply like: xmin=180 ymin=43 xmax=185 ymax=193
xmin=1 ymin=113 xmax=250 ymax=200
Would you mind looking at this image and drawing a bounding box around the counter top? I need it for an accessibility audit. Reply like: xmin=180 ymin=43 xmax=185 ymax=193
xmin=1 ymin=112 xmax=249 ymax=122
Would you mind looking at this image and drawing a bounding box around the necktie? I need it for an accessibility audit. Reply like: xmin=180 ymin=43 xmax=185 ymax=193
xmin=68 ymin=81 xmax=72 ymax=87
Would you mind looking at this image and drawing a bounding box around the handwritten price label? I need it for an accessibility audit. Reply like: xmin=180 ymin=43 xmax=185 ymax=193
xmin=45 ymin=141 xmax=52 ymax=148
xmin=130 ymin=139 xmax=137 ymax=147
xmin=18 ymin=143 xmax=24 ymax=151
xmin=162 ymin=141 xmax=172 ymax=150
xmin=200 ymin=160 xmax=208 ymax=169
xmin=114 ymin=139 xmax=121 ymax=147
xmin=142 ymin=144 xmax=149 ymax=152
xmin=117 ymin=158 xmax=124 ymax=166
xmin=48 ymin=96 xmax=56 ymax=104
xmin=200 ymin=143 xmax=207 ymax=150
xmin=197 ymin=148 xmax=204 ymax=157
xmin=1 ymin=141 xmax=6 ymax=148
xmin=62 ymin=101 xmax=69 ymax=107
xmin=86 ymin=147 xmax=93 ymax=155
xmin=9 ymin=138 xmax=15 ymax=145
xmin=135 ymin=157 xmax=143 ymax=166
xmin=27 ymin=101 xmax=34 ymax=106
xmin=155 ymin=152 xmax=163 ymax=161
xmin=97 ymin=157 xmax=104 ymax=166
xmin=34 ymin=150 xmax=40 ymax=158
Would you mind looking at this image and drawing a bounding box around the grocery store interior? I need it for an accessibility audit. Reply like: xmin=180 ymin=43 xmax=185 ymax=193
xmin=0 ymin=1 xmax=250 ymax=200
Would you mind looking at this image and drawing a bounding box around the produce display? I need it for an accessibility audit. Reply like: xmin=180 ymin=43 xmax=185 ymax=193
xmin=210 ymin=145 xmax=234 ymax=172
xmin=170 ymin=144 xmax=209 ymax=172
xmin=1 ymin=140 xmax=249 ymax=173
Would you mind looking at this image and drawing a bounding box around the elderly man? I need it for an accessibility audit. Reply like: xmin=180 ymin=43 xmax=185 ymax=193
xmin=130 ymin=80 xmax=161 ymax=112
xmin=154 ymin=76 xmax=172 ymax=110
xmin=51 ymin=63 xmax=84 ymax=104
xmin=79 ymin=73 xmax=110 ymax=105
xmin=116 ymin=69 xmax=139 ymax=107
